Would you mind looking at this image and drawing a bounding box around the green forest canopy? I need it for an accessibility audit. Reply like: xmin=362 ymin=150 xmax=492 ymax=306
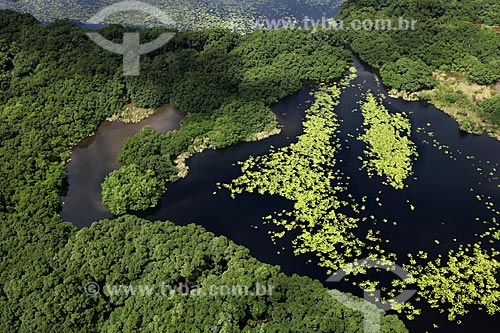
xmin=1 ymin=0 xmax=500 ymax=329
xmin=339 ymin=0 xmax=500 ymax=87
xmin=0 ymin=9 xmax=406 ymax=332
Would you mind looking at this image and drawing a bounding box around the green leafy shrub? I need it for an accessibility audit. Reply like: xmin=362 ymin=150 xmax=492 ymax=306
xmin=480 ymin=96 xmax=500 ymax=125
xmin=101 ymin=164 xmax=165 ymax=215
xmin=380 ymin=57 xmax=437 ymax=92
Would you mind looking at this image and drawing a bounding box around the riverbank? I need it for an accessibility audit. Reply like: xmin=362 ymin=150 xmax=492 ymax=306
xmin=60 ymin=104 xmax=185 ymax=224
xmin=390 ymin=71 xmax=500 ymax=140
xmin=106 ymin=103 xmax=156 ymax=123
xmin=173 ymin=127 xmax=282 ymax=180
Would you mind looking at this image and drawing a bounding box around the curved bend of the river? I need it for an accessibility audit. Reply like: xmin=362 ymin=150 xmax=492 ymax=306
xmin=61 ymin=57 xmax=500 ymax=333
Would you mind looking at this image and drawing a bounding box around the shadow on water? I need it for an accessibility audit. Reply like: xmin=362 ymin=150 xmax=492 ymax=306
xmin=62 ymin=57 xmax=500 ymax=332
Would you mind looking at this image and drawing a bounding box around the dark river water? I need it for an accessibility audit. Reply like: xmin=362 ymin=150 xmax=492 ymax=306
xmin=61 ymin=56 xmax=500 ymax=333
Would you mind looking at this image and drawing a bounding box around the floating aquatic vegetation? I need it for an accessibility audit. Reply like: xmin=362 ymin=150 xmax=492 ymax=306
xmin=417 ymin=125 xmax=500 ymax=184
xmin=392 ymin=243 xmax=500 ymax=321
xmin=357 ymin=93 xmax=418 ymax=189
xmin=14 ymin=0 xmax=343 ymax=33
xmin=223 ymin=72 xmax=500 ymax=325
xmin=225 ymin=76 xmax=391 ymax=272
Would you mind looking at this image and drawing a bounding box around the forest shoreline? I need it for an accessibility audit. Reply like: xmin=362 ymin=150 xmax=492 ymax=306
xmin=68 ymin=100 xmax=283 ymax=182
xmin=172 ymin=125 xmax=282 ymax=180
xmin=389 ymin=75 xmax=500 ymax=140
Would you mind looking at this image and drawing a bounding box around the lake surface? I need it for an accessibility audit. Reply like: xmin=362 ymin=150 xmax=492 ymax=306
xmin=61 ymin=57 xmax=500 ymax=333
xmin=11 ymin=0 xmax=343 ymax=30
xmin=60 ymin=104 xmax=184 ymax=224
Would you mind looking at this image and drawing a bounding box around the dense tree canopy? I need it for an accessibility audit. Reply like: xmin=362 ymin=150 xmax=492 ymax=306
xmin=380 ymin=57 xmax=437 ymax=92
xmin=6 ymin=215 xmax=406 ymax=332
xmin=101 ymin=164 xmax=166 ymax=215
xmin=0 ymin=10 xmax=410 ymax=332
xmin=109 ymin=26 xmax=351 ymax=209
xmin=339 ymin=0 xmax=500 ymax=85
xmin=119 ymin=126 xmax=179 ymax=181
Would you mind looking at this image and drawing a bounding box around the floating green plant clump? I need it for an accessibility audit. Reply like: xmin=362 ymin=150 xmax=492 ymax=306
xmin=357 ymin=93 xmax=418 ymax=189
xmin=222 ymin=70 xmax=500 ymax=325
xmin=225 ymin=75 xmax=392 ymax=272
xmin=390 ymin=242 xmax=500 ymax=322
